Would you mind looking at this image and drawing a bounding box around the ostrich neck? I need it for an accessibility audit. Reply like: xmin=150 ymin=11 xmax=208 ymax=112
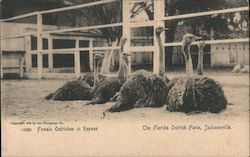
xmin=117 ymin=59 xmax=128 ymax=84
xmin=156 ymin=33 xmax=165 ymax=78
xmin=197 ymin=47 xmax=204 ymax=76
xmin=92 ymin=60 xmax=100 ymax=89
xmin=117 ymin=40 xmax=128 ymax=84
xmin=182 ymin=43 xmax=194 ymax=78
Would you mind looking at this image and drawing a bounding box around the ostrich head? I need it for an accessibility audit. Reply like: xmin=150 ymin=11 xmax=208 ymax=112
xmin=197 ymin=41 xmax=206 ymax=50
xmin=94 ymin=53 xmax=104 ymax=63
xmin=121 ymin=52 xmax=131 ymax=65
xmin=155 ymin=26 xmax=168 ymax=36
xmin=94 ymin=53 xmax=104 ymax=69
xmin=182 ymin=33 xmax=202 ymax=46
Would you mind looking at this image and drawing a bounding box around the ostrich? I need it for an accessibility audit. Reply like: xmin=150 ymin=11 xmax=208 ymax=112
xmin=166 ymin=34 xmax=227 ymax=113
xmin=106 ymin=27 xmax=169 ymax=112
xmin=45 ymin=53 xmax=104 ymax=101
xmin=78 ymin=72 xmax=106 ymax=87
xmin=240 ymin=65 xmax=249 ymax=73
xmin=89 ymin=38 xmax=130 ymax=104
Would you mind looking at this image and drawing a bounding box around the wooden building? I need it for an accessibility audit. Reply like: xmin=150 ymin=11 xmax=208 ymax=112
xmin=1 ymin=22 xmax=107 ymax=79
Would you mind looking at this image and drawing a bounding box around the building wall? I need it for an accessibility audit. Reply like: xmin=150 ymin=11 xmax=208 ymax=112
xmin=1 ymin=51 xmax=25 ymax=78
xmin=1 ymin=22 xmax=63 ymax=51
xmin=211 ymin=42 xmax=249 ymax=66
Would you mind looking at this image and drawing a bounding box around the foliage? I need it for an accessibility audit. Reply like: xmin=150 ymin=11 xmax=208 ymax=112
xmin=57 ymin=0 xmax=122 ymax=44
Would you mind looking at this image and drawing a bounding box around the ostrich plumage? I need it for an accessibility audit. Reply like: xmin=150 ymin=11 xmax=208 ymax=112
xmin=166 ymin=35 xmax=227 ymax=113
xmin=45 ymin=80 xmax=92 ymax=101
xmin=89 ymin=38 xmax=130 ymax=104
xmin=45 ymin=53 xmax=104 ymax=101
xmin=78 ymin=72 xmax=106 ymax=87
xmin=91 ymin=77 xmax=123 ymax=104
xmin=166 ymin=76 xmax=227 ymax=113
xmin=106 ymin=70 xmax=168 ymax=112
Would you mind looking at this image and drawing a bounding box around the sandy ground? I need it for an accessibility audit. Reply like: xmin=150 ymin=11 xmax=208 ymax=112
xmin=1 ymin=72 xmax=250 ymax=156
xmin=1 ymin=72 xmax=249 ymax=122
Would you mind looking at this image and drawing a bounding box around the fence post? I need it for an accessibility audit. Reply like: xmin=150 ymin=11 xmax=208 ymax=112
xmin=153 ymin=0 xmax=165 ymax=75
xmin=37 ymin=13 xmax=43 ymax=79
xmin=0 ymin=52 xmax=3 ymax=79
xmin=19 ymin=57 xmax=24 ymax=78
xmin=74 ymin=39 xmax=81 ymax=78
xmin=89 ymin=39 xmax=93 ymax=71
xmin=24 ymin=34 xmax=32 ymax=73
xmin=122 ymin=0 xmax=131 ymax=74
xmin=48 ymin=35 xmax=53 ymax=72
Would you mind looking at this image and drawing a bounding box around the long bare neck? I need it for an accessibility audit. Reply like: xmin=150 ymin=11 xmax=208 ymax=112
xmin=156 ymin=33 xmax=165 ymax=78
xmin=182 ymin=42 xmax=193 ymax=78
xmin=117 ymin=39 xmax=128 ymax=83
xmin=92 ymin=59 xmax=100 ymax=89
xmin=197 ymin=46 xmax=204 ymax=76
xmin=117 ymin=59 xmax=128 ymax=84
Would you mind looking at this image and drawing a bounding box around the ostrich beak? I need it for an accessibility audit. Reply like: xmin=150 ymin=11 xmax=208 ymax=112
xmin=194 ymin=36 xmax=202 ymax=40
xmin=123 ymin=52 xmax=131 ymax=56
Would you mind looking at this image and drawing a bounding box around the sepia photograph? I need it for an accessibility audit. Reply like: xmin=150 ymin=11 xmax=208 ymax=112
xmin=1 ymin=0 xmax=249 ymax=156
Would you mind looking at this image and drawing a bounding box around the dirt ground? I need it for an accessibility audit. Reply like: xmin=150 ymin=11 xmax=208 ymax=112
xmin=1 ymin=72 xmax=249 ymax=122
xmin=1 ymin=72 xmax=250 ymax=156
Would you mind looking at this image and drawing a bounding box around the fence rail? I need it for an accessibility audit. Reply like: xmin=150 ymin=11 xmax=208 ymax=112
xmin=164 ymin=38 xmax=250 ymax=47
xmin=29 ymin=46 xmax=120 ymax=54
xmin=0 ymin=0 xmax=249 ymax=79
xmin=163 ymin=6 xmax=249 ymax=21
xmin=42 ymin=23 xmax=123 ymax=34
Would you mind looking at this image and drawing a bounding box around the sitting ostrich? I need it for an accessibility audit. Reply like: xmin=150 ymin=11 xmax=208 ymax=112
xmin=232 ymin=63 xmax=242 ymax=73
xmin=240 ymin=65 xmax=249 ymax=73
xmin=166 ymin=34 xmax=227 ymax=113
xmin=88 ymin=38 xmax=130 ymax=104
xmin=78 ymin=72 xmax=106 ymax=87
xmin=106 ymin=27 xmax=169 ymax=112
xmin=45 ymin=53 xmax=104 ymax=101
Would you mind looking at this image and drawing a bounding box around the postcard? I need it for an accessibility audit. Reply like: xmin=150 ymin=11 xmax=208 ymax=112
xmin=1 ymin=0 xmax=249 ymax=156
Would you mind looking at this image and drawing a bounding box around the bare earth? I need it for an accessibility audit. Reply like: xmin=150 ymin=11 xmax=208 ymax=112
xmin=1 ymin=72 xmax=249 ymax=122
xmin=1 ymin=72 xmax=249 ymax=156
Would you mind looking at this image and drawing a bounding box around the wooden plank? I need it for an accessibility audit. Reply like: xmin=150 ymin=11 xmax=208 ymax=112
xmin=163 ymin=6 xmax=249 ymax=21
xmin=74 ymin=39 xmax=81 ymax=78
xmin=89 ymin=39 xmax=94 ymax=71
xmin=43 ymin=23 xmax=123 ymax=34
xmin=19 ymin=57 xmax=24 ymax=78
xmin=0 ymin=12 xmax=38 ymax=22
xmin=0 ymin=52 xmax=3 ymax=79
xmin=129 ymin=46 xmax=155 ymax=52
xmin=24 ymin=35 xmax=32 ymax=72
xmin=122 ymin=0 xmax=131 ymax=74
xmin=0 ymin=32 xmax=37 ymax=39
xmin=153 ymin=0 xmax=165 ymax=76
xmin=164 ymin=38 xmax=249 ymax=47
xmin=48 ymin=36 xmax=53 ymax=71
xmin=37 ymin=13 xmax=43 ymax=79
xmin=129 ymin=21 xmax=155 ymax=28
xmin=39 ymin=0 xmax=117 ymax=14
xmin=30 ymin=46 xmax=120 ymax=54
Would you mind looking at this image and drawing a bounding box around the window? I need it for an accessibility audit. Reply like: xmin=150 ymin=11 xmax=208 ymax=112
xmin=31 ymin=54 xmax=37 ymax=67
xmin=53 ymin=54 xmax=74 ymax=68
